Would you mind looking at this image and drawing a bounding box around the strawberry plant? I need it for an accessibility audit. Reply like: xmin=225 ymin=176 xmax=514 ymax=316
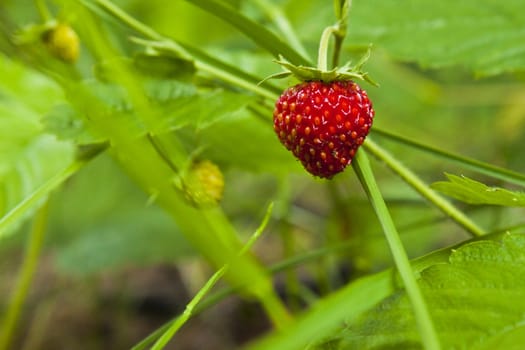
xmin=1 ymin=0 xmax=525 ymax=349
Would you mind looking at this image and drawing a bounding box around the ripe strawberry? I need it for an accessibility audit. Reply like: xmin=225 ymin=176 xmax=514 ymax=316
xmin=273 ymin=80 xmax=374 ymax=178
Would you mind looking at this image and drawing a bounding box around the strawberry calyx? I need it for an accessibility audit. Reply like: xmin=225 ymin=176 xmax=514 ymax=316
xmin=263 ymin=48 xmax=377 ymax=86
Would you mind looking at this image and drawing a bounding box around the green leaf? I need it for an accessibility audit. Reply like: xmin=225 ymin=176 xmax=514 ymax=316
xmin=246 ymin=230 xmax=518 ymax=350
xmin=0 ymin=53 xmax=64 ymax=114
xmin=153 ymin=89 xmax=255 ymax=133
xmin=42 ymin=104 xmax=99 ymax=144
xmin=43 ymin=79 xmax=197 ymax=144
xmin=431 ymin=174 xmax=525 ymax=206
xmin=0 ymin=135 xmax=76 ymax=235
xmin=0 ymin=54 xmax=75 ymax=238
xmin=338 ymin=234 xmax=525 ymax=349
xmin=348 ymin=0 xmax=525 ymax=76
xmin=247 ymin=268 xmax=397 ymax=350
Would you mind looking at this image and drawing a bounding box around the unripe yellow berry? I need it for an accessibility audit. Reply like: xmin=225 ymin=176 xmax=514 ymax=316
xmin=43 ymin=24 xmax=80 ymax=63
xmin=183 ymin=160 xmax=224 ymax=208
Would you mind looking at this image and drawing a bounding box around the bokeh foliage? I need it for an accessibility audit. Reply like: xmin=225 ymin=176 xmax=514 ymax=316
xmin=1 ymin=0 xmax=525 ymax=349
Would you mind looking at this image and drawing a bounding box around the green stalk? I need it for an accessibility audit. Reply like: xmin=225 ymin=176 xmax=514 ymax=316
xmin=93 ymin=0 xmax=162 ymax=40
xmin=363 ymin=138 xmax=485 ymax=237
xmin=151 ymin=267 xmax=226 ymax=350
xmin=276 ymin=178 xmax=302 ymax=310
xmin=134 ymin=220 xmax=517 ymax=350
xmin=93 ymin=0 xmax=279 ymax=100
xmin=317 ymin=26 xmax=337 ymax=71
xmin=195 ymin=60 xmax=277 ymax=100
xmin=352 ymin=149 xmax=441 ymax=350
xmin=331 ymin=0 xmax=351 ymax=67
xmin=34 ymin=0 xmax=51 ymax=22
xmin=144 ymin=204 xmax=274 ymax=350
xmin=318 ymin=15 xmax=440 ymax=347
xmin=372 ymin=128 xmax=525 ymax=187
xmin=0 ymin=202 xmax=50 ymax=350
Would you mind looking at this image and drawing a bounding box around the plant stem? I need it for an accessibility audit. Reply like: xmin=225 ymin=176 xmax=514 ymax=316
xmin=134 ymin=222 xmax=515 ymax=350
xmin=331 ymin=0 xmax=351 ymax=67
xmin=0 ymin=202 xmax=50 ymax=350
xmin=372 ymin=128 xmax=525 ymax=188
xmin=276 ymin=178 xmax=302 ymax=310
xmin=147 ymin=203 xmax=276 ymax=350
xmin=34 ymin=0 xmax=51 ymax=22
xmin=94 ymin=0 xmax=162 ymax=40
xmin=151 ymin=267 xmax=226 ymax=350
xmin=317 ymin=26 xmax=336 ymax=71
xmin=93 ymin=0 xmax=279 ymax=100
xmin=352 ymin=149 xmax=441 ymax=350
xmin=363 ymin=138 xmax=485 ymax=237
xmin=195 ymin=60 xmax=278 ymax=100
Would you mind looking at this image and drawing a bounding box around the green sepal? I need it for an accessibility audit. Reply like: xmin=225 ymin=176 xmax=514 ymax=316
xmin=256 ymin=71 xmax=292 ymax=86
xmin=130 ymin=37 xmax=193 ymax=63
xmin=266 ymin=49 xmax=378 ymax=86
xmin=13 ymin=20 xmax=57 ymax=45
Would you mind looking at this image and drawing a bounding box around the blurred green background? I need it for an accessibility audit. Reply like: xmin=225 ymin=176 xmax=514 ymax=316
xmin=1 ymin=0 xmax=524 ymax=349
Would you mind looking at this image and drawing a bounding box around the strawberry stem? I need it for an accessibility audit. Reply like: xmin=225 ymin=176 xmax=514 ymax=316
xmin=352 ymin=149 xmax=441 ymax=350
xmin=331 ymin=0 xmax=352 ymax=67
xmin=317 ymin=25 xmax=337 ymax=71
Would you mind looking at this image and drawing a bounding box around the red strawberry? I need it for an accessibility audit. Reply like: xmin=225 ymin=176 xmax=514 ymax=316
xmin=273 ymin=80 xmax=374 ymax=178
